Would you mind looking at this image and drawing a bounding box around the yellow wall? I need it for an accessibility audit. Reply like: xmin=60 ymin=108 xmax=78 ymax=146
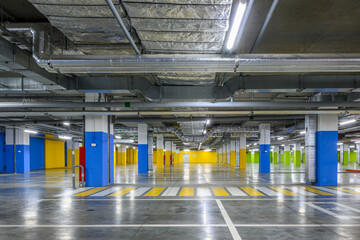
xmin=45 ymin=134 xmax=65 ymax=169
xmin=239 ymin=149 xmax=246 ymax=169
xmin=180 ymin=150 xmax=217 ymax=163
xmin=230 ymin=151 xmax=236 ymax=167
xmin=66 ymin=149 xmax=79 ymax=168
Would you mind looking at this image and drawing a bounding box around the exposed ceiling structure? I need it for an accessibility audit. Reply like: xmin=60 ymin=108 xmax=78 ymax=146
xmin=1 ymin=0 xmax=360 ymax=150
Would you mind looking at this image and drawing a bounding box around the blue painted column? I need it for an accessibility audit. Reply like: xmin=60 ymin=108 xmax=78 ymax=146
xmin=315 ymin=115 xmax=338 ymax=186
xmin=138 ymin=123 xmax=148 ymax=173
xmin=259 ymin=123 xmax=271 ymax=173
xmin=84 ymin=93 xmax=114 ymax=187
xmin=5 ymin=128 xmax=30 ymax=173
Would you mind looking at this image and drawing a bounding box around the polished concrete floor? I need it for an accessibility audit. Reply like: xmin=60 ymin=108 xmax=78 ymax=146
xmin=1 ymin=162 xmax=360 ymax=239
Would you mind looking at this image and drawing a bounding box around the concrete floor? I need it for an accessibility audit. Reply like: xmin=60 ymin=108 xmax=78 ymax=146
xmin=1 ymin=162 xmax=360 ymax=239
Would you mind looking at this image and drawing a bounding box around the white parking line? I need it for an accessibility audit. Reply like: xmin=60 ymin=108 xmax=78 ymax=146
xmin=161 ymin=187 xmax=180 ymax=196
xmin=216 ymin=199 xmax=242 ymax=240
xmin=254 ymin=187 xmax=281 ymax=196
xmin=91 ymin=187 xmax=123 ymax=197
xmin=54 ymin=187 xmax=93 ymax=197
xmin=284 ymin=187 xmax=317 ymax=196
xmin=197 ymin=187 xmax=212 ymax=197
xmin=127 ymin=187 xmax=151 ymax=197
xmin=226 ymin=187 xmax=247 ymax=196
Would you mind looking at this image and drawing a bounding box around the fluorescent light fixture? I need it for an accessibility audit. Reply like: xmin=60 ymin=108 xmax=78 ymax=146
xmin=246 ymin=145 xmax=249 ymax=147
xmin=59 ymin=135 xmax=71 ymax=140
xmin=277 ymin=137 xmax=284 ymax=140
xmin=206 ymin=119 xmax=210 ymax=125
xmin=301 ymin=146 xmax=304 ymax=149
xmin=116 ymin=144 xmax=120 ymax=147
xmin=24 ymin=129 xmax=38 ymax=134
xmin=205 ymin=149 xmax=211 ymax=151
xmin=203 ymin=130 xmax=207 ymax=134
xmin=299 ymin=131 xmax=306 ymax=135
xmin=340 ymin=119 xmax=356 ymax=125
xmin=337 ymin=142 xmax=343 ymax=145
xmin=226 ymin=2 xmax=247 ymax=49
xmin=63 ymin=122 xmax=70 ymax=126
xmin=355 ymin=141 xmax=360 ymax=144
xmin=184 ymin=149 xmax=190 ymax=152
xmin=350 ymin=145 xmax=355 ymax=148
xmin=254 ymin=143 xmax=258 ymax=145
xmin=130 ymin=140 xmax=134 ymax=143
xmin=115 ymin=135 xmax=121 ymax=139
xmin=281 ymin=144 xmax=285 ymax=146
xmin=153 ymin=145 xmax=155 ymax=148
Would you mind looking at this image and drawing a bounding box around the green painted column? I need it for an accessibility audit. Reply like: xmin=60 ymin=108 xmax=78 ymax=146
xmin=350 ymin=151 xmax=356 ymax=162
xmin=294 ymin=143 xmax=301 ymax=166
xmin=255 ymin=151 xmax=259 ymax=163
xmin=281 ymin=152 xmax=284 ymax=163
xmin=302 ymin=152 xmax=305 ymax=163
xmin=246 ymin=152 xmax=251 ymax=162
xmin=343 ymin=144 xmax=349 ymax=165
xmin=284 ymin=144 xmax=290 ymax=165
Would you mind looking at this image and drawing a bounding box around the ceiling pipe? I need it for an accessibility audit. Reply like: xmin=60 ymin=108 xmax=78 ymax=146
xmin=105 ymin=0 xmax=141 ymax=55
xmin=0 ymin=101 xmax=359 ymax=108
xmin=115 ymin=116 xmax=304 ymax=123
xmin=33 ymin=54 xmax=360 ymax=74
xmin=0 ymin=110 xmax=357 ymax=117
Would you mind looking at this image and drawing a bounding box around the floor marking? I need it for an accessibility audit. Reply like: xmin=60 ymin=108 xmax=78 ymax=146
xmin=197 ymin=187 xmax=212 ymax=197
xmin=226 ymin=187 xmax=247 ymax=196
xmin=313 ymin=187 xmax=350 ymax=195
xmin=269 ymin=187 xmax=299 ymax=196
xmin=254 ymin=187 xmax=281 ymax=196
xmin=90 ymin=187 xmax=123 ymax=197
xmin=73 ymin=187 xmax=108 ymax=197
xmin=54 ymin=187 xmax=93 ymax=197
xmin=161 ymin=187 xmax=180 ymax=196
xmin=108 ymin=187 xmax=136 ymax=197
xmin=329 ymin=187 xmax=360 ymax=195
xmin=344 ymin=186 xmax=360 ymax=192
xmin=298 ymin=187 xmax=334 ymax=196
xmin=144 ymin=187 xmax=166 ymax=197
xmin=284 ymin=187 xmax=317 ymax=196
xmin=216 ymin=200 xmax=242 ymax=240
xmin=128 ymin=187 xmax=151 ymax=197
xmin=240 ymin=187 xmax=264 ymax=196
xmin=305 ymin=202 xmax=360 ymax=219
xmin=212 ymin=187 xmax=230 ymax=196
xmin=179 ymin=187 xmax=194 ymax=197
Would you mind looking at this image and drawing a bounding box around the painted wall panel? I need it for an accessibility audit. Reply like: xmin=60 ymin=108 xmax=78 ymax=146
xmin=30 ymin=136 xmax=44 ymax=170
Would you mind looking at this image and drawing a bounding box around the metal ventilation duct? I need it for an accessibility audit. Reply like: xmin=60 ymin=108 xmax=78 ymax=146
xmin=28 ymin=0 xmax=134 ymax=44
xmin=180 ymin=121 xmax=207 ymax=136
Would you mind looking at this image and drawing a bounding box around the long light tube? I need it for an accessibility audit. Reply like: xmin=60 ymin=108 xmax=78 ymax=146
xmin=24 ymin=129 xmax=38 ymax=134
xmin=226 ymin=2 xmax=247 ymax=49
xmin=340 ymin=119 xmax=356 ymax=125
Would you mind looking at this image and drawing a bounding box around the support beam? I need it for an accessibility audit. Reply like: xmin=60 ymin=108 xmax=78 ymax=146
xmin=138 ymin=123 xmax=148 ymax=173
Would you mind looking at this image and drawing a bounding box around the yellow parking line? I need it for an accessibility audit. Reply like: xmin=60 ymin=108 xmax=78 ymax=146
xmin=212 ymin=187 xmax=229 ymax=196
xmin=269 ymin=187 xmax=299 ymax=196
xmin=144 ymin=187 xmax=166 ymax=197
xmin=240 ymin=187 xmax=264 ymax=196
xmin=179 ymin=187 xmax=194 ymax=196
xmin=74 ymin=187 xmax=108 ymax=197
xmin=328 ymin=187 xmax=360 ymax=195
xmin=108 ymin=187 xmax=136 ymax=197
xmin=298 ymin=186 xmax=334 ymax=195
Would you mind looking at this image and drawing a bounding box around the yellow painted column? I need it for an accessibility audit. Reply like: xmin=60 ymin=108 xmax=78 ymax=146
xmin=121 ymin=146 xmax=127 ymax=165
xmin=116 ymin=146 xmax=122 ymax=165
xmin=156 ymin=134 xmax=164 ymax=169
xmin=230 ymin=140 xmax=236 ymax=167
xmin=165 ymin=141 xmax=171 ymax=167
xmin=135 ymin=148 xmax=138 ymax=164
xmin=239 ymin=136 xmax=246 ymax=169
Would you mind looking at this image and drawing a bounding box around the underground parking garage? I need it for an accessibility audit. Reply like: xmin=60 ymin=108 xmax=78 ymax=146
xmin=1 ymin=0 xmax=360 ymax=239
